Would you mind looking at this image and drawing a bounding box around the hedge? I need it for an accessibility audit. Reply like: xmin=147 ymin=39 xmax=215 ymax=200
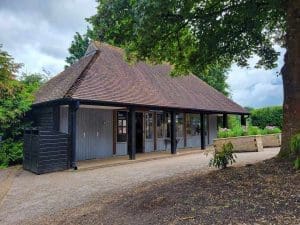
xmin=250 ymin=106 xmax=283 ymax=129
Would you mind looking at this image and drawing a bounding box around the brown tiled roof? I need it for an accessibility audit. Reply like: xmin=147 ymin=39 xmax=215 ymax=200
xmin=35 ymin=52 xmax=96 ymax=104
xmin=34 ymin=42 xmax=247 ymax=114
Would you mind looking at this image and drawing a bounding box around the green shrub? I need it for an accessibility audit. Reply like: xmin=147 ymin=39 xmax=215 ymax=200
xmin=251 ymin=106 xmax=283 ymax=129
xmin=218 ymin=125 xmax=281 ymax=138
xmin=0 ymin=139 xmax=23 ymax=168
xmin=263 ymin=126 xmax=281 ymax=135
xmin=247 ymin=126 xmax=262 ymax=135
xmin=290 ymin=133 xmax=300 ymax=170
xmin=209 ymin=142 xmax=236 ymax=169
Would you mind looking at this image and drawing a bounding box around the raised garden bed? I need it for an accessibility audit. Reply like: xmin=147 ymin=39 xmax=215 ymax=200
xmin=213 ymin=135 xmax=263 ymax=152
xmin=261 ymin=133 xmax=281 ymax=147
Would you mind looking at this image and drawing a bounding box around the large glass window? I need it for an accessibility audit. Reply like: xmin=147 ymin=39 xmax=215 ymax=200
xmin=156 ymin=113 xmax=164 ymax=138
xmin=176 ymin=113 xmax=184 ymax=137
xmin=166 ymin=113 xmax=171 ymax=138
xmin=117 ymin=111 xmax=127 ymax=142
xmin=145 ymin=112 xmax=153 ymax=139
xmin=186 ymin=114 xmax=201 ymax=136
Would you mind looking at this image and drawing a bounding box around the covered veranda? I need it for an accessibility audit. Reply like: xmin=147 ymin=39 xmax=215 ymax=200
xmin=64 ymin=99 xmax=249 ymax=169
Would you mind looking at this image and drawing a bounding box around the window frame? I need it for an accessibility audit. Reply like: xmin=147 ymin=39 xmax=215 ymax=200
xmin=117 ymin=111 xmax=127 ymax=142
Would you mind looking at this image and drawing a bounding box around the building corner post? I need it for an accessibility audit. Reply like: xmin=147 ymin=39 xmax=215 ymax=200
xmin=241 ymin=115 xmax=246 ymax=126
xmin=128 ymin=107 xmax=136 ymax=160
xmin=200 ymin=113 xmax=205 ymax=150
xmin=223 ymin=113 xmax=228 ymax=128
xmin=170 ymin=111 xmax=177 ymax=154
xmin=68 ymin=100 xmax=80 ymax=170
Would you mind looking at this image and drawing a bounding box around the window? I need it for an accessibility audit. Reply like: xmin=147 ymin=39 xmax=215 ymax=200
xmin=176 ymin=113 xmax=184 ymax=137
xmin=156 ymin=113 xmax=165 ymax=138
xmin=145 ymin=112 xmax=153 ymax=139
xmin=186 ymin=114 xmax=200 ymax=136
xmin=166 ymin=113 xmax=171 ymax=138
xmin=117 ymin=111 xmax=127 ymax=142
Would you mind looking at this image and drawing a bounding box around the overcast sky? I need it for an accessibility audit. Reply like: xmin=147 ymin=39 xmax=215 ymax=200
xmin=0 ymin=0 xmax=284 ymax=108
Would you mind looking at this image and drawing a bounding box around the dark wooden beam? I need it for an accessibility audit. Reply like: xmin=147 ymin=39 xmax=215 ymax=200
xmin=223 ymin=113 xmax=228 ymax=128
xmin=183 ymin=113 xmax=187 ymax=147
xmin=128 ymin=107 xmax=136 ymax=160
xmin=33 ymin=98 xmax=250 ymax=116
xmin=112 ymin=110 xmax=117 ymax=155
xmin=170 ymin=111 xmax=177 ymax=154
xmin=200 ymin=113 xmax=205 ymax=150
xmin=153 ymin=112 xmax=157 ymax=151
xmin=68 ymin=101 xmax=80 ymax=169
xmin=241 ymin=115 xmax=246 ymax=126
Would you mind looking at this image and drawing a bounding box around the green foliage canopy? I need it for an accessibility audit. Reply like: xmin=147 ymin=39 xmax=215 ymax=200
xmin=87 ymin=0 xmax=285 ymax=75
xmin=251 ymin=106 xmax=283 ymax=129
xmin=64 ymin=0 xmax=233 ymax=95
xmin=65 ymin=32 xmax=90 ymax=66
xmin=0 ymin=45 xmax=46 ymax=167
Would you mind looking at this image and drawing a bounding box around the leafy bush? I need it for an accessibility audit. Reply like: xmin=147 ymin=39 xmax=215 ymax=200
xmin=0 ymin=139 xmax=23 ymax=168
xmin=0 ymin=46 xmax=46 ymax=169
xmin=251 ymin=106 xmax=283 ymax=129
xmin=209 ymin=142 xmax=236 ymax=169
xmin=290 ymin=133 xmax=300 ymax=170
xmin=263 ymin=126 xmax=282 ymax=135
xmin=218 ymin=125 xmax=281 ymax=138
xmin=247 ymin=126 xmax=262 ymax=135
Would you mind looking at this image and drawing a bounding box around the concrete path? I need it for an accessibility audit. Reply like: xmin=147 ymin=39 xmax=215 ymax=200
xmin=0 ymin=148 xmax=279 ymax=225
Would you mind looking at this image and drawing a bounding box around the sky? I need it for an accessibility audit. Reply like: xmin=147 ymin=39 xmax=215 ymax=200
xmin=0 ymin=0 xmax=284 ymax=108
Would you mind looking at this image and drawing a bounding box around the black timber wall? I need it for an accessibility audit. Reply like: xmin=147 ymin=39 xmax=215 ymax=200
xmin=32 ymin=106 xmax=59 ymax=131
xmin=23 ymin=106 xmax=70 ymax=174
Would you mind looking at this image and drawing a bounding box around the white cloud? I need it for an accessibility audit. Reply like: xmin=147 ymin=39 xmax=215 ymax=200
xmin=0 ymin=0 xmax=97 ymax=75
xmin=227 ymin=48 xmax=284 ymax=108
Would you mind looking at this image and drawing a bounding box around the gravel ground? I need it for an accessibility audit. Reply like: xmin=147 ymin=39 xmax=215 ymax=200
xmin=0 ymin=148 xmax=279 ymax=225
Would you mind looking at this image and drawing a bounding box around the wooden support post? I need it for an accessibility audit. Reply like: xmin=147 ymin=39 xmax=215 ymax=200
xmin=200 ymin=113 xmax=205 ymax=150
xmin=170 ymin=111 xmax=177 ymax=154
xmin=68 ymin=101 xmax=79 ymax=170
xmin=241 ymin=115 xmax=246 ymax=126
xmin=153 ymin=112 xmax=157 ymax=151
xmin=112 ymin=110 xmax=117 ymax=155
xmin=183 ymin=113 xmax=187 ymax=147
xmin=223 ymin=113 xmax=228 ymax=128
xmin=128 ymin=107 xmax=136 ymax=160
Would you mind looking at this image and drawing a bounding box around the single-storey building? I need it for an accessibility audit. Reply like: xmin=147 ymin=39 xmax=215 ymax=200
xmin=23 ymin=41 xmax=248 ymax=174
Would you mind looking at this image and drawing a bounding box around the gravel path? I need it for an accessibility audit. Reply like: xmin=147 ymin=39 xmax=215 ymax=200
xmin=0 ymin=148 xmax=279 ymax=225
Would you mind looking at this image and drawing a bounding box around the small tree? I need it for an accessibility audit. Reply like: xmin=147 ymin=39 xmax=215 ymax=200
xmin=209 ymin=142 xmax=236 ymax=169
xmin=0 ymin=46 xmax=45 ymax=167
xmin=65 ymin=32 xmax=90 ymax=66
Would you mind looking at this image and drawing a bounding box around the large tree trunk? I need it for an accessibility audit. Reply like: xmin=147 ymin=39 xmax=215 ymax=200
xmin=279 ymin=0 xmax=300 ymax=158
